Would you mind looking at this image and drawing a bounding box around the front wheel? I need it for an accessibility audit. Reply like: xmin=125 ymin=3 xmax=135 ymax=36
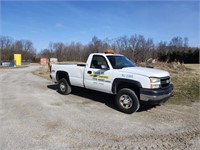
xmin=115 ymin=88 xmax=140 ymax=114
xmin=58 ymin=78 xmax=72 ymax=95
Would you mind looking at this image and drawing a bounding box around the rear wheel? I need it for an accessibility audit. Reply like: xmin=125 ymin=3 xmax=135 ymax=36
xmin=58 ymin=78 xmax=71 ymax=95
xmin=116 ymin=88 xmax=140 ymax=114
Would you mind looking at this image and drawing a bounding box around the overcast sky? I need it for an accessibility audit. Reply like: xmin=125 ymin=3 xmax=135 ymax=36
xmin=1 ymin=0 xmax=199 ymax=52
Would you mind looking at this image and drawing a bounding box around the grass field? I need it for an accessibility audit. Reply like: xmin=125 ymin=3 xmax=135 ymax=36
xmin=169 ymin=70 xmax=199 ymax=105
xmin=33 ymin=63 xmax=200 ymax=105
xmin=152 ymin=63 xmax=199 ymax=105
xmin=184 ymin=64 xmax=200 ymax=72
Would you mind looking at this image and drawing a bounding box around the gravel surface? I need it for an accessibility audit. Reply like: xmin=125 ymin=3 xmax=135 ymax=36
xmin=0 ymin=65 xmax=199 ymax=150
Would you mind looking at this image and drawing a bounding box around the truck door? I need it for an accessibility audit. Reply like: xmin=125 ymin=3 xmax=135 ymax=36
xmin=84 ymin=55 xmax=113 ymax=94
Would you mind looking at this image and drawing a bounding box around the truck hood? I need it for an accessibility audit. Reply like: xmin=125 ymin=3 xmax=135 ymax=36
xmin=120 ymin=67 xmax=169 ymax=78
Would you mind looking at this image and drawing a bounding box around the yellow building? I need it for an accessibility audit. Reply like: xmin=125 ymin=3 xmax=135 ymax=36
xmin=14 ymin=54 xmax=22 ymax=66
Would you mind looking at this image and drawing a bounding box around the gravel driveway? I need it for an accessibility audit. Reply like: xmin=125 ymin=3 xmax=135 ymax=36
xmin=0 ymin=65 xmax=199 ymax=150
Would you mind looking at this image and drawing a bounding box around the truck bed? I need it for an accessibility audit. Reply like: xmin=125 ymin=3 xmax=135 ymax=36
xmin=55 ymin=62 xmax=86 ymax=67
xmin=52 ymin=63 xmax=85 ymax=87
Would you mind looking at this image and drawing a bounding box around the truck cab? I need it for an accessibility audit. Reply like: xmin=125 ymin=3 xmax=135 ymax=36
xmin=50 ymin=49 xmax=173 ymax=114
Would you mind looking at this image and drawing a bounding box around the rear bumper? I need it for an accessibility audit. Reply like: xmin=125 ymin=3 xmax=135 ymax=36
xmin=140 ymin=84 xmax=173 ymax=104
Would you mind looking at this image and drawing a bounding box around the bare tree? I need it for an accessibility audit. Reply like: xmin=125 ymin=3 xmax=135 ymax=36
xmin=49 ymin=41 xmax=54 ymax=58
xmin=0 ymin=36 xmax=14 ymax=60
xmin=36 ymin=35 xmax=194 ymax=63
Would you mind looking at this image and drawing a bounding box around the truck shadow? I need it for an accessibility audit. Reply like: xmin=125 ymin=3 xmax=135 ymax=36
xmin=47 ymin=84 xmax=156 ymax=113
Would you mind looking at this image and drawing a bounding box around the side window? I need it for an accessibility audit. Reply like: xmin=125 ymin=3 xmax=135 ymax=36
xmin=90 ymin=55 xmax=109 ymax=69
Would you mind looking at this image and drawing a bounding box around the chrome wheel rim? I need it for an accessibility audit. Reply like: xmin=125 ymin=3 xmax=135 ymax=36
xmin=60 ymin=82 xmax=66 ymax=92
xmin=119 ymin=94 xmax=133 ymax=109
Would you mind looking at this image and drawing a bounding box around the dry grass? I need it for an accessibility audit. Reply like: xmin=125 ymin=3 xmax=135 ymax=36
xmin=170 ymin=72 xmax=199 ymax=105
xmin=184 ymin=64 xmax=200 ymax=73
xmin=32 ymin=65 xmax=51 ymax=80
xmin=138 ymin=62 xmax=191 ymax=73
xmin=140 ymin=62 xmax=199 ymax=105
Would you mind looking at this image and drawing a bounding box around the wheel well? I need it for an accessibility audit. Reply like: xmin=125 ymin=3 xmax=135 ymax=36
xmin=117 ymin=82 xmax=140 ymax=98
xmin=56 ymin=71 xmax=71 ymax=85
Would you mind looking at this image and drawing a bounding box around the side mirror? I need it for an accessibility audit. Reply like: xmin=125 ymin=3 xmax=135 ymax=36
xmin=101 ymin=64 xmax=109 ymax=70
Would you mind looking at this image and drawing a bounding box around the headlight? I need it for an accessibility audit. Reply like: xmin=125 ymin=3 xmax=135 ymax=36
xmin=149 ymin=77 xmax=161 ymax=89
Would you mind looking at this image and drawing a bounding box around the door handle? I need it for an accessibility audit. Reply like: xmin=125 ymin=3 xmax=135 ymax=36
xmin=88 ymin=71 xmax=92 ymax=74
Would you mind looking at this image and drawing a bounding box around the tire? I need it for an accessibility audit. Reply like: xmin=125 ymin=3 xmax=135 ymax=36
xmin=115 ymin=88 xmax=140 ymax=114
xmin=58 ymin=78 xmax=72 ymax=95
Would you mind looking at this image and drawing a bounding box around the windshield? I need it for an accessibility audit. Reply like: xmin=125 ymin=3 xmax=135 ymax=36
xmin=107 ymin=56 xmax=136 ymax=69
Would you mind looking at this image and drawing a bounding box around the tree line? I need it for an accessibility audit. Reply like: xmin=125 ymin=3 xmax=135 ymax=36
xmin=0 ymin=36 xmax=36 ymax=62
xmin=0 ymin=35 xmax=199 ymax=63
xmin=39 ymin=35 xmax=199 ymax=63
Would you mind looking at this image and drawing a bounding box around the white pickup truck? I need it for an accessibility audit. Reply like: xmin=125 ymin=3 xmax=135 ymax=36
xmin=50 ymin=50 xmax=173 ymax=114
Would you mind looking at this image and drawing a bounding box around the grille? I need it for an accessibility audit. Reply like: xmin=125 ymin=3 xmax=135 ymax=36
xmin=160 ymin=76 xmax=170 ymax=88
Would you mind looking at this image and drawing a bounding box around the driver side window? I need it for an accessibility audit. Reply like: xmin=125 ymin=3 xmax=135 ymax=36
xmin=90 ymin=55 xmax=109 ymax=69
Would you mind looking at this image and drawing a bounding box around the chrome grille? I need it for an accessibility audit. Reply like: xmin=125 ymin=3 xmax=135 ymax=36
xmin=160 ymin=76 xmax=170 ymax=88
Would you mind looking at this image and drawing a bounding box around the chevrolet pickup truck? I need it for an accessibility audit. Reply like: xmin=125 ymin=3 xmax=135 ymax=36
xmin=50 ymin=50 xmax=173 ymax=114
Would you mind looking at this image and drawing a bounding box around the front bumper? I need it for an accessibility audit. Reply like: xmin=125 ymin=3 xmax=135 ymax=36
xmin=140 ymin=84 xmax=173 ymax=104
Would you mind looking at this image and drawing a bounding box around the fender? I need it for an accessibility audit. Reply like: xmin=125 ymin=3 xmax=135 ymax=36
xmin=112 ymin=78 xmax=142 ymax=94
xmin=56 ymin=71 xmax=71 ymax=86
